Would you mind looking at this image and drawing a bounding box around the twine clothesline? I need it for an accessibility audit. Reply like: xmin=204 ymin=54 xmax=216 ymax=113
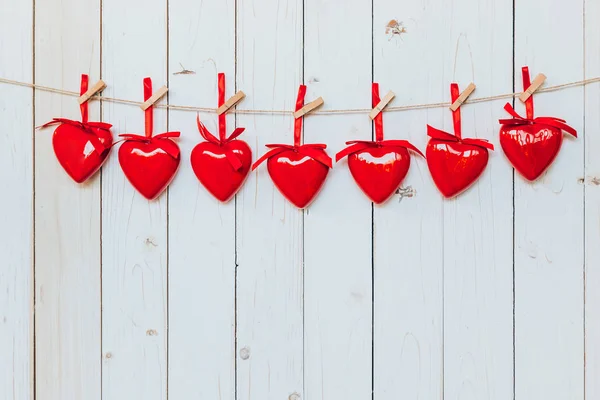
xmin=1 ymin=76 xmax=599 ymax=115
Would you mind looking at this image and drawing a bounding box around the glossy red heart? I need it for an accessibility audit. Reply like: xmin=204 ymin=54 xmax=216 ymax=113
xmin=119 ymin=138 xmax=180 ymax=200
xmin=347 ymin=147 xmax=410 ymax=204
xmin=267 ymin=149 xmax=329 ymax=209
xmin=499 ymin=123 xmax=563 ymax=181
xmin=426 ymin=140 xmax=489 ymax=198
xmin=190 ymin=140 xmax=252 ymax=202
xmin=52 ymin=124 xmax=113 ymax=183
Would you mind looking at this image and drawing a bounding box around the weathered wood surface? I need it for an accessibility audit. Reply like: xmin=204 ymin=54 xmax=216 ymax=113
xmin=0 ymin=0 xmax=593 ymax=398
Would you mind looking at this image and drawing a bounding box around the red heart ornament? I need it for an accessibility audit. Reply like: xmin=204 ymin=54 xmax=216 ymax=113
xmin=191 ymin=140 xmax=252 ymax=202
xmin=347 ymin=147 xmax=410 ymax=204
xmin=266 ymin=149 xmax=330 ymax=209
xmin=426 ymin=139 xmax=489 ymax=198
xmin=499 ymin=124 xmax=562 ymax=181
xmin=52 ymin=122 xmax=113 ymax=183
xmin=119 ymin=137 xmax=180 ymax=200
xmin=118 ymin=77 xmax=181 ymax=200
xmin=252 ymin=85 xmax=332 ymax=209
xmin=41 ymin=74 xmax=113 ymax=183
xmin=336 ymin=83 xmax=424 ymax=204
xmin=190 ymin=73 xmax=252 ymax=202
xmin=498 ymin=67 xmax=577 ymax=181
xmin=425 ymin=83 xmax=494 ymax=198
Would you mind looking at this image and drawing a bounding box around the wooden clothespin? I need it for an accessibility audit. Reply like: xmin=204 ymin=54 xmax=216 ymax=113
xmin=369 ymin=91 xmax=395 ymax=120
xmin=78 ymin=80 xmax=107 ymax=104
xmin=140 ymin=85 xmax=169 ymax=110
xmin=519 ymin=73 xmax=546 ymax=102
xmin=217 ymin=91 xmax=246 ymax=115
xmin=293 ymin=96 xmax=324 ymax=119
xmin=449 ymin=82 xmax=476 ymax=111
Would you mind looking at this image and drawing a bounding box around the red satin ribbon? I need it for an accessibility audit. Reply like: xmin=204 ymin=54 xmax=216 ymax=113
xmin=144 ymin=77 xmax=153 ymax=137
xmin=119 ymin=132 xmax=181 ymax=158
xmin=336 ymin=139 xmax=424 ymax=162
xmin=252 ymin=85 xmax=332 ymax=170
xmin=40 ymin=74 xmax=112 ymax=155
xmin=336 ymin=82 xmax=424 ymax=161
xmin=426 ymin=83 xmax=494 ymax=151
xmin=119 ymin=77 xmax=180 ymax=158
xmin=195 ymin=73 xmax=247 ymax=171
xmin=81 ymin=74 xmax=89 ymax=124
xmin=498 ymin=67 xmax=577 ymax=137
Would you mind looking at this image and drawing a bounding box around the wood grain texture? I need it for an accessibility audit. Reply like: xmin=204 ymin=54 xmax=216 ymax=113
xmin=514 ymin=0 xmax=585 ymax=398
xmin=372 ymin=3 xmax=444 ymax=398
xmin=3 ymin=2 xmax=598 ymax=398
xmin=303 ymin=0 xmax=372 ymax=399
xmin=167 ymin=0 xmax=236 ymax=398
xmin=441 ymin=1 xmax=514 ymax=399
xmin=34 ymin=0 xmax=102 ymax=398
xmin=235 ymin=0 xmax=304 ymax=398
xmin=100 ymin=0 xmax=168 ymax=398
xmin=0 ymin=0 xmax=33 ymax=399
xmin=585 ymin=0 xmax=600 ymax=398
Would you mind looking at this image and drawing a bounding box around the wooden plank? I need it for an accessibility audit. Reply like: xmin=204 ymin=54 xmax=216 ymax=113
xmin=303 ymin=0 xmax=372 ymax=398
xmin=371 ymin=4 xmax=444 ymax=398
xmin=33 ymin=0 xmax=102 ymax=398
xmin=100 ymin=0 xmax=168 ymax=398
xmin=440 ymin=0 xmax=514 ymax=399
xmin=0 ymin=0 xmax=33 ymax=399
xmin=167 ymin=0 xmax=236 ymax=398
xmin=514 ymin=0 xmax=584 ymax=398
xmin=235 ymin=0 xmax=304 ymax=398
xmin=585 ymin=0 xmax=600 ymax=397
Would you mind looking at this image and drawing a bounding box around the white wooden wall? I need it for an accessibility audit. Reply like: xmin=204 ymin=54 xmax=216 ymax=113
xmin=0 ymin=0 xmax=596 ymax=398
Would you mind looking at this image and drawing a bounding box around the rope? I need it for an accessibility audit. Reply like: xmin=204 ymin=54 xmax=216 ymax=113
xmin=1 ymin=76 xmax=599 ymax=115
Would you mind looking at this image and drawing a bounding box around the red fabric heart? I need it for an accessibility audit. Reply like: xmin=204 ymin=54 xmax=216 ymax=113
xmin=426 ymin=139 xmax=489 ymax=198
xmin=191 ymin=140 xmax=252 ymax=202
xmin=41 ymin=74 xmax=113 ymax=183
xmin=118 ymin=77 xmax=180 ymax=200
xmin=266 ymin=149 xmax=330 ymax=209
xmin=425 ymin=83 xmax=494 ymax=198
xmin=336 ymin=83 xmax=424 ymax=204
xmin=190 ymin=73 xmax=252 ymax=202
xmin=252 ymin=85 xmax=332 ymax=209
xmin=119 ymin=137 xmax=180 ymax=200
xmin=347 ymin=147 xmax=411 ymax=204
xmin=498 ymin=67 xmax=577 ymax=181
xmin=52 ymin=122 xmax=113 ymax=183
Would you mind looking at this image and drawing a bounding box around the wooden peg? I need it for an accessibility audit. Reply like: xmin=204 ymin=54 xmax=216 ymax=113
xmin=77 ymin=80 xmax=107 ymax=104
xmin=519 ymin=73 xmax=546 ymax=102
xmin=217 ymin=91 xmax=246 ymax=115
xmin=449 ymin=83 xmax=476 ymax=111
xmin=140 ymin=86 xmax=169 ymax=110
xmin=369 ymin=91 xmax=395 ymax=120
xmin=293 ymin=97 xmax=324 ymax=119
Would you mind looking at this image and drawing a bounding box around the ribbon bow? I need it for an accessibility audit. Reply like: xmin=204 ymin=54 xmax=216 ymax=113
xmin=196 ymin=73 xmax=247 ymax=171
xmin=118 ymin=132 xmax=181 ymax=158
xmin=119 ymin=77 xmax=180 ymax=159
xmin=336 ymin=82 xmax=424 ymax=161
xmin=252 ymin=85 xmax=332 ymax=170
xmin=427 ymin=83 xmax=494 ymax=151
xmin=39 ymin=74 xmax=113 ymax=155
xmin=498 ymin=67 xmax=577 ymax=137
